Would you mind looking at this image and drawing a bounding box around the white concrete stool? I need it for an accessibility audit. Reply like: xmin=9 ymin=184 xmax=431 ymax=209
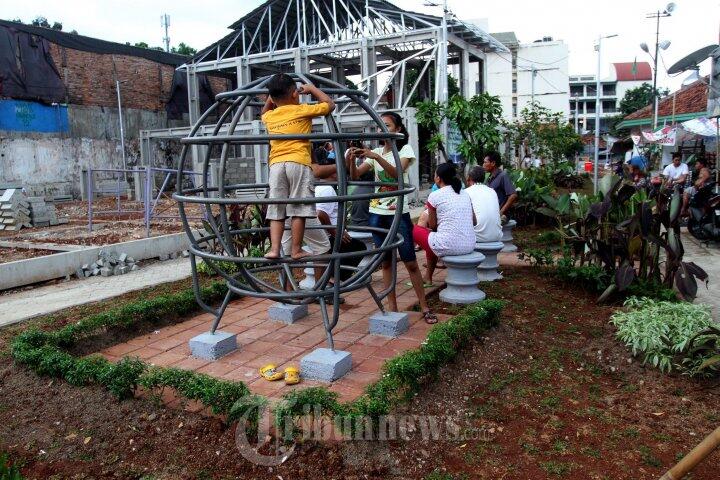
xmin=298 ymin=246 xmax=315 ymax=290
xmin=501 ymin=219 xmax=518 ymax=252
xmin=439 ymin=252 xmax=486 ymax=304
xmin=475 ymin=241 xmax=504 ymax=281
xmin=349 ymin=230 xmax=375 ymax=268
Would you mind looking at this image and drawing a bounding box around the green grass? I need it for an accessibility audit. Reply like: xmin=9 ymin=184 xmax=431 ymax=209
xmin=540 ymin=460 xmax=573 ymax=476
xmin=638 ymin=445 xmax=662 ymax=467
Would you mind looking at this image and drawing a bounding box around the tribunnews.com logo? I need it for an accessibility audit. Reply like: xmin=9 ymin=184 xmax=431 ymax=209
xmin=234 ymin=401 xmax=494 ymax=466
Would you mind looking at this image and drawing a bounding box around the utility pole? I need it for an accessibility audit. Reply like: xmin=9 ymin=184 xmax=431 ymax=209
xmin=115 ymin=80 xmax=127 ymax=178
xmin=530 ymin=66 xmax=537 ymax=104
xmin=161 ymin=14 xmax=170 ymax=53
xmin=644 ymin=5 xmax=674 ymax=128
xmin=594 ymin=34 xmax=617 ymax=194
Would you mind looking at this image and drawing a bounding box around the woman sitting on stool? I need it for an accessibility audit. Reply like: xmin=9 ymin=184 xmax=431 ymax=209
xmin=413 ymin=163 xmax=476 ymax=286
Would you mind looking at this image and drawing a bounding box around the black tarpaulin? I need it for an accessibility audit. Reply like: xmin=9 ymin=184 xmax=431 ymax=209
xmin=166 ymin=70 xmax=215 ymax=120
xmin=0 ymin=23 xmax=66 ymax=103
xmin=0 ymin=19 xmax=188 ymax=66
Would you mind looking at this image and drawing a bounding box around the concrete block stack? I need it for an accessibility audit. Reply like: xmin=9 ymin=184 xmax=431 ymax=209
xmin=0 ymin=189 xmax=32 ymax=231
xmin=27 ymin=197 xmax=67 ymax=227
xmin=76 ymin=249 xmax=140 ymax=279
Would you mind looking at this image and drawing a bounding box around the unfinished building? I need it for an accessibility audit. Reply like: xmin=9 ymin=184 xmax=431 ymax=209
xmin=140 ymin=0 xmax=508 ymax=190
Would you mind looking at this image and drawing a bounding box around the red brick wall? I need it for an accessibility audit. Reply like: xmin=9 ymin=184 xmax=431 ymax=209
xmin=48 ymin=43 xmax=230 ymax=111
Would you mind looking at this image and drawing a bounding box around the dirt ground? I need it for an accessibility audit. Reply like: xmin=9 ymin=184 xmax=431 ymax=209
xmin=0 ymin=266 xmax=718 ymax=479
xmin=0 ymin=198 xmax=208 ymax=264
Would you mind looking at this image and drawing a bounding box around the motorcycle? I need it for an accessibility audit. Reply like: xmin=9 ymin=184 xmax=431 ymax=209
xmin=687 ymin=181 xmax=720 ymax=242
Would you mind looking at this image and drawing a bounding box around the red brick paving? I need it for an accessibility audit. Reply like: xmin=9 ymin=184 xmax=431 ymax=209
xmin=100 ymin=268 xmax=451 ymax=402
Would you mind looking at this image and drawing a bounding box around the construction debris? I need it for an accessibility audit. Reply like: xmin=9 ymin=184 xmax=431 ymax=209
xmin=75 ymin=249 xmax=140 ymax=279
xmin=0 ymin=189 xmax=32 ymax=231
xmin=27 ymin=196 xmax=67 ymax=227
xmin=0 ymin=189 xmax=69 ymax=231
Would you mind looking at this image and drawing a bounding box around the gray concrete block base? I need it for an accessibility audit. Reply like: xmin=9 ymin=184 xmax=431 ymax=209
xmin=300 ymin=348 xmax=352 ymax=382
xmin=439 ymin=252 xmax=487 ymax=305
xmin=268 ymin=302 xmax=309 ymax=324
xmin=369 ymin=311 xmax=409 ymax=337
xmin=475 ymin=241 xmax=504 ymax=282
xmin=189 ymin=331 xmax=237 ymax=360
xmin=501 ymin=220 xmax=518 ymax=253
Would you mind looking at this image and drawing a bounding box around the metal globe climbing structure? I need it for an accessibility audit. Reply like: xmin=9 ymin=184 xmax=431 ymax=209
xmin=174 ymin=72 xmax=415 ymax=350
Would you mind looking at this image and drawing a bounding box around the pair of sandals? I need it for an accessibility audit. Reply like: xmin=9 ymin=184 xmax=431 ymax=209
xmin=259 ymin=364 xmax=300 ymax=385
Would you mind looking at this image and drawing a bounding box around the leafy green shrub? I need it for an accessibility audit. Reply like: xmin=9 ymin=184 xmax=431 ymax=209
xmin=100 ymin=357 xmax=147 ymax=400
xmin=677 ymin=326 xmax=720 ymax=377
xmin=197 ymin=259 xmax=240 ymax=276
xmin=10 ymin=281 xmax=252 ymax=415
xmin=537 ymin=230 xmax=562 ymax=246
xmin=518 ymin=248 xmax=555 ymax=267
xmin=625 ymin=279 xmax=678 ymax=302
xmin=0 ymin=452 xmax=23 ymax=480
xmin=276 ymin=300 xmax=504 ymax=437
xmin=611 ymin=298 xmax=715 ymax=375
xmin=555 ymin=256 xmax=611 ymax=292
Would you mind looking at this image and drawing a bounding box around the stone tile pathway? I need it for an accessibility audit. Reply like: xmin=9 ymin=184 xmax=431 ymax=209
xmin=100 ymin=267 xmax=456 ymax=403
xmin=682 ymin=231 xmax=720 ymax=321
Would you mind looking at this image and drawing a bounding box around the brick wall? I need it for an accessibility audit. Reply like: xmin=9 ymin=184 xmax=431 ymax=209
xmin=47 ymin=43 xmax=230 ymax=112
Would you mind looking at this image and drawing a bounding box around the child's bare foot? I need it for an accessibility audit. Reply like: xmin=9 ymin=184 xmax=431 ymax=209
xmin=264 ymin=250 xmax=281 ymax=259
xmin=291 ymin=250 xmax=311 ymax=260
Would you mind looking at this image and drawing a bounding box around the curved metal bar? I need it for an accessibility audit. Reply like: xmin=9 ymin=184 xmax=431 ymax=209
xmin=176 ymin=73 xmax=414 ymax=354
xmin=180 ymin=131 xmax=404 ymax=145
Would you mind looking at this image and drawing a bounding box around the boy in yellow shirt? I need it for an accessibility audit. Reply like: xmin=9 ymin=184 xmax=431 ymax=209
xmin=261 ymin=73 xmax=335 ymax=259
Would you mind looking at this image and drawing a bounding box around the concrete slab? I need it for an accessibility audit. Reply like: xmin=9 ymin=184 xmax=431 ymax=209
xmin=189 ymin=331 xmax=238 ymax=360
xmin=0 ymin=231 xmax=198 ymax=290
xmin=369 ymin=311 xmax=409 ymax=337
xmin=300 ymin=348 xmax=352 ymax=382
xmin=268 ymin=303 xmax=309 ymax=324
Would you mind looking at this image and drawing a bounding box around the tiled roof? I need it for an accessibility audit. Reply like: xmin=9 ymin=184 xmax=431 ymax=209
xmin=623 ymin=79 xmax=708 ymax=121
xmin=612 ymin=62 xmax=652 ymax=81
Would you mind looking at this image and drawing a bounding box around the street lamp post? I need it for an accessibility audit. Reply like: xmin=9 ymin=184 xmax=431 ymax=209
xmin=641 ymin=3 xmax=675 ymax=129
xmin=593 ymin=34 xmax=617 ymax=194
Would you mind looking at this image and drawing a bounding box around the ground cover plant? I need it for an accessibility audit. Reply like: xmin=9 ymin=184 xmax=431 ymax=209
xmin=611 ymin=297 xmax=719 ymax=376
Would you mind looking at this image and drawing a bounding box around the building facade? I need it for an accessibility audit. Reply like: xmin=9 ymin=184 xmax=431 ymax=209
xmin=481 ymin=30 xmax=569 ymax=121
xmin=0 ymin=20 xmax=229 ymax=198
xmin=569 ymin=62 xmax=652 ymax=134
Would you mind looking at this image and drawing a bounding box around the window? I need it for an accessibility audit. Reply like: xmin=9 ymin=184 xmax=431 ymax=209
xmin=586 ymin=85 xmax=597 ymax=96
xmin=570 ymin=85 xmax=584 ymax=97
xmin=586 ymin=101 xmax=596 ymax=114
xmin=602 ymin=100 xmax=616 ymax=113
xmin=602 ymin=84 xmax=616 ymax=96
xmin=512 ymin=103 xmax=517 ymax=118
xmin=512 ymin=79 xmax=517 ymax=93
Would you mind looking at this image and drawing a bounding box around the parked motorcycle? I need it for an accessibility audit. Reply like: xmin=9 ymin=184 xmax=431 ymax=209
xmin=687 ymin=181 xmax=720 ymax=242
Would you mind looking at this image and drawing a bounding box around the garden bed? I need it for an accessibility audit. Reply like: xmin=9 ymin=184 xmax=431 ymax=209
xmin=1 ymin=267 xmax=718 ymax=479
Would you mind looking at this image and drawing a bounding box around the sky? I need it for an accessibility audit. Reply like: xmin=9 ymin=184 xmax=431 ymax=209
xmin=4 ymin=0 xmax=719 ymax=92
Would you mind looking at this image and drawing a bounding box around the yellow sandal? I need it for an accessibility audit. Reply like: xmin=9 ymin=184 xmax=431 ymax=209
xmin=259 ymin=364 xmax=284 ymax=381
xmin=284 ymin=366 xmax=301 ymax=385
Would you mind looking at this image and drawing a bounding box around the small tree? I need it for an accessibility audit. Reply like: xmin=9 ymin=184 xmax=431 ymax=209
xmin=51 ymin=21 xmax=62 ymax=30
xmin=619 ymin=83 xmax=655 ymax=116
xmin=416 ymin=92 xmax=503 ymax=167
xmin=31 ymin=16 xmax=50 ymax=28
xmin=171 ymin=42 xmax=197 ymax=56
xmin=505 ymin=102 xmax=582 ymax=167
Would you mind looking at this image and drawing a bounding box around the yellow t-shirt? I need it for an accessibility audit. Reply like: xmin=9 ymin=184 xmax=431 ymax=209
xmin=261 ymin=102 xmax=332 ymax=166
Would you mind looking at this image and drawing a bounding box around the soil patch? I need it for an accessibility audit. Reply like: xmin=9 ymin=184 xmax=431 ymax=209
xmin=1 ymin=266 xmax=718 ymax=479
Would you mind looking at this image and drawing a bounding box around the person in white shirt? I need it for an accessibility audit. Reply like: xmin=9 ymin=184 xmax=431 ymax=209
xmin=662 ymin=153 xmax=689 ymax=188
xmin=413 ymin=163 xmax=476 ymax=285
xmin=314 ymin=168 xmax=367 ymax=282
xmin=464 ymin=166 xmax=502 ymax=243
